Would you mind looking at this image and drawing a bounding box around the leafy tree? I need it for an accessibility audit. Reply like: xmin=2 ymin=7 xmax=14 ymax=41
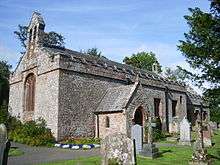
xmin=164 ymin=66 xmax=188 ymax=82
xmin=0 ymin=61 xmax=11 ymax=105
xmin=123 ymin=51 xmax=162 ymax=73
xmin=14 ymin=25 xmax=28 ymax=49
xmin=85 ymin=48 xmax=102 ymax=57
xmin=178 ymin=5 xmax=220 ymax=86
xmin=83 ymin=47 xmax=108 ymax=59
xmin=41 ymin=31 xmax=65 ymax=48
xmin=14 ymin=25 xmax=65 ymax=52
xmin=204 ymin=88 xmax=220 ymax=123
xmin=178 ymin=0 xmax=220 ymax=122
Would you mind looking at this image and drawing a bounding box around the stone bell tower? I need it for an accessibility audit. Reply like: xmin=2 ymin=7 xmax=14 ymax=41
xmin=27 ymin=12 xmax=45 ymax=58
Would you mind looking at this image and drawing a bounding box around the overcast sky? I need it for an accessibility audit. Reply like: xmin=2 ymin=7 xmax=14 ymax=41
xmin=0 ymin=0 xmax=210 ymax=72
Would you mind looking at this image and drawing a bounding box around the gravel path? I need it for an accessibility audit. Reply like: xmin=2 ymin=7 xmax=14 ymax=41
xmin=8 ymin=142 xmax=100 ymax=165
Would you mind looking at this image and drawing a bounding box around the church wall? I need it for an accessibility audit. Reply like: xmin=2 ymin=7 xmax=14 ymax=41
xmin=8 ymin=81 xmax=23 ymax=119
xmin=97 ymin=112 xmax=127 ymax=139
xmin=168 ymin=92 xmax=187 ymax=133
xmin=126 ymin=85 xmax=166 ymax=140
xmin=57 ymin=70 xmax=125 ymax=140
xmin=34 ymin=70 xmax=60 ymax=139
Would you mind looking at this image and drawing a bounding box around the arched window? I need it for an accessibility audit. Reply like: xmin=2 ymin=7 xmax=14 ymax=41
xmin=33 ymin=26 xmax=37 ymax=40
xmin=106 ymin=116 xmax=110 ymax=128
xmin=29 ymin=29 xmax=32 ymax=42
xmin=24 ymin=73 xmax=36 ymax=112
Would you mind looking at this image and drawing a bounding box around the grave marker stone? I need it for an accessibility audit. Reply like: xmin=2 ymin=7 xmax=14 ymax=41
xmin=179 ymin=117 xmax=191 ymax=146
xmin=101 ymin=132 xmax=135 ymax=165
xmin=0 ymin=123 xmax=10 ymax=165
xmin=131 ymin=124 xmax=142 ymax=153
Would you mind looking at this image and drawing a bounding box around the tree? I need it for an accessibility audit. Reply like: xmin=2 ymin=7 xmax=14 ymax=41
xmin=204 ymin=88 xmax=220 ymax=123
xmin=178 ymin=5 xmax=220 ymax=86
xmin=123 ymin=51 xmax=162 ymax=73
xmin=14 ymin=25 xmax=65 ymax=52
xmin=85 ymin=48 xmax=102 ymax=57
xmin=178 ymin=0 xmax=220 ymax=122
xmin=41 ymin=31 xmax=65 ymax=48
xmin=83 ymin=48 xmax=108 ymax=59
xmin=0 ymin=61 xmax=11 ymax=105
xmin=164 ymin=66 xmax=188 ymax=82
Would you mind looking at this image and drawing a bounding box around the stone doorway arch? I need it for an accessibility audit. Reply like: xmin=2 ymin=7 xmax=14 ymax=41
xmin=131 ymin=106 xmax=145 ymax=153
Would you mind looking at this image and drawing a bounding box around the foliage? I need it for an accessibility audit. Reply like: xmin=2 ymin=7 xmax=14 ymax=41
xmin=14 ymin=25 xmax=65 ymax=51
xmin=178 ymin=5 xmax=220 ymax=86
xmin=60 ymin=137 xmax=100 ymax=144
xmin=0 ymin=61 xmax=11 ymax=105
xmin=40 ymin=31 xmax=65 ymax=48
xmin=9 ymin=148 xmax=24 ymax=157
xmin=123 ymin=51 xmax=162 ymax=73
xmin=85 ymin=48 xmax=102 ymax=57
xmin=83 ymin=47 xmax=107 ymax=60
xmin=204 ymin=88 xmax=220 ymax=123
xmin=164 ymin=66 xmax=188 ymax=82
xmin=14 ymin=25 xmax=28 ymax=49
xmin=9 ymin=118 xmax=55 ymax=146
xmin=108 ymin=158 xmax=120 ymax=165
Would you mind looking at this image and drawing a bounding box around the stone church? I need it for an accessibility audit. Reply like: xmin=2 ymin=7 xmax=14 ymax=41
xmin=9 ymin=12 xmax=209 ymax=141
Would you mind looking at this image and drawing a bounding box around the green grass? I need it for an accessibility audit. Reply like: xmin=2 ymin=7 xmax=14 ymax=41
xmin=8 ymin=147 xmax=24 ymax=157
xmin=40 ymin=131 xmax=220 ymax=165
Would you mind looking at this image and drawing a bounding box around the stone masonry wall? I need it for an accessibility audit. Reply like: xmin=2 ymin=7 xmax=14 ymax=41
xmin=98 ymin=112 xmax=127 ymax=139
xmin=126 ymin=85 xmax=166 ymax=140
xmin=168 ymin=91 xmax=187 ymax=133
xmin=9 ymin=48 xmax=60 ymax=139
xmin=57 ymin=70 xmax=125 ymax=140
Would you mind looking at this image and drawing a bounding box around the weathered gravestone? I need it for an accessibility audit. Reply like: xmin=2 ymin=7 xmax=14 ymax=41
xmin=140 ymin=113 xmax=159 ymax=159
xmin=0 ymin=123 xmax=10 ymax=165
xmin=179 ymin=117 xmax=192 ymax=146
xmin=131 ymin=124 xmax=142 ymax=153
xmin=101 ymin=132 xmax=136 ymax=165
xmin=169 ymin=116 xmax=180 ymax=134
xmin=209 ymin=121 xmax=217 ymax=131
xmin=190 ymin=121 xmax=210 ymax=165
xmin=203 ymin=124 xmax=212 ymax=147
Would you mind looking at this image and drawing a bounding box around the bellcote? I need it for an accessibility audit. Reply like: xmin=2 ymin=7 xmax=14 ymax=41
xmin=27 ymin=12 xmax=45 ymax=57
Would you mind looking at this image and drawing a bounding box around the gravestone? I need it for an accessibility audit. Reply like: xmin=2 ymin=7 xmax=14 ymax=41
xmin=169 ymin=116 xmax=180 ymax=133
xmin=190 ymin=121 xmax=210 ymax=165
xmin=140 ymin=114 xmax=159 ymax=159
xmin=0 ymin=123 xmax=10 ymax=165
xmin=203 ymin=125 xmax=212 ymax=147
xmin=101 ymin=132 xmax=135 ymax=165
xmin=131 ymin=124 xmax=142 ymax=153
xmin=209 ymin=122 xmax=217 ymax=131
xmin=179 ymin=117 xmax=191 ymax=146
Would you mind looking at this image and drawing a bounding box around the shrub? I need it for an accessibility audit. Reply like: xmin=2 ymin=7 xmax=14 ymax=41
xmin=9 ymin=118 xmax=55 ymax=146
xmin=0 ymin=105 xmax=9 ymax=124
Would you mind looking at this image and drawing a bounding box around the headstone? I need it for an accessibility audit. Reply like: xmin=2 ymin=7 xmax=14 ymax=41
xmin=131 ymin=124 xmax=142 ymax=153
xmin=169 ymin=116 xmax=180 ymax=133
xmin=190 ymin=121 xmax=210 ymax=165
xmin=179 ymin=117 xmax=191 ymax=146
xmin=101 ymin=132 xmax=135 ymax=165
xmin=139 ymin=113 xmax=159 ymax=159
xmin=0 ymin=123 xmax=10 ymax=165
xmin=202 ymin=125 xmax=212 ymax=147
xmin=209 ymin=122 xmax=217 ymax=131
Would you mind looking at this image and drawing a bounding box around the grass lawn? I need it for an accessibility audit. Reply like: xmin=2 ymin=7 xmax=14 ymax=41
xmin=40 ymin=131 xmax=220 ymax=165
xmin=8 ymin=147 xmax=24 ymax=157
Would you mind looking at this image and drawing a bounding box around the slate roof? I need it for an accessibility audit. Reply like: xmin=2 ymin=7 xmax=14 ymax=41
xmin=42 ymin=45 xmax=185 ymax=87
xmin=94 ymin=83 xmax=138 ymax=113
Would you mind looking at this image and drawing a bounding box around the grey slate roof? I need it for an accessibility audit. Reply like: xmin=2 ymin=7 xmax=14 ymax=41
xmin=42 ymin=45 xmax=185 ymax=87
xmin=95 ymin=83 xmax=138 ymax=113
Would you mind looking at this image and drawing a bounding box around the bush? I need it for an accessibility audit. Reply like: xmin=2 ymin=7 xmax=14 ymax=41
xmin=9 ymin=118 xmax=55 ymax=146
xmin=0 ymin=105 xmax=9 ymax=124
